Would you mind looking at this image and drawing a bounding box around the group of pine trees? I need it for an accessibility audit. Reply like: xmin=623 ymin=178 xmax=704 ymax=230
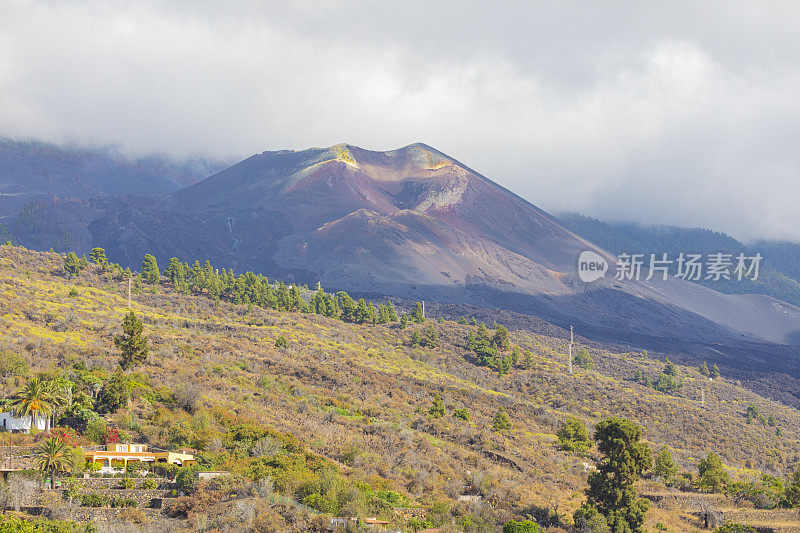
xmin=632 ymin=358 xmax=684 ymax=394
xmin=65 ymin=249 xmax=422 ymax=326
xmin=699 ymin=360 xmax=721 ymax=379
xmin=65 ymin=248 xmax=134 ymax=282
xmin=466 ymin=323 xmax=529 ymax=376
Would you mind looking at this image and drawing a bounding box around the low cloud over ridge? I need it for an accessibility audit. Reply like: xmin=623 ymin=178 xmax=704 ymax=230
xmin=1 ymin=1 xmax=799 ymax=241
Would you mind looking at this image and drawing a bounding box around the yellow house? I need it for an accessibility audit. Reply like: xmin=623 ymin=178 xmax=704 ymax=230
xmin=83 ymin=443 xmax=196 ymax=472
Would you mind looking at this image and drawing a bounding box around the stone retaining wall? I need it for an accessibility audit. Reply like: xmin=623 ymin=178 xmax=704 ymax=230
xmin=72 ymin=476 xmax=172 ymax=490
xmin=67 ymin=488 xmax=175 ymax=507
xmin=722 ymin=509 xmax=800 ymax=523
xmin=60 ymin=506 xmax=165 ymax=523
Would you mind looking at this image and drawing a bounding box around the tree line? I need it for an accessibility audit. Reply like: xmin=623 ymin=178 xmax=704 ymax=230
xmin=65 ymin=249 xmax=427 ymax=326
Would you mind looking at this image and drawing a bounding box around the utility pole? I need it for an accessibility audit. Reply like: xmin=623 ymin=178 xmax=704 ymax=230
xmin=421 ymin=300 xmax=425 ymax=319
xmin=568 ymin=325 xmax=573 ymax=375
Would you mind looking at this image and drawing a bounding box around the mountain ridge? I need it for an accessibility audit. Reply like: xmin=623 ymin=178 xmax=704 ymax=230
xmin=0 ymin=138 xmax=229 ymax=217
xmin=5 ymin=142 xmax=800 ymax=385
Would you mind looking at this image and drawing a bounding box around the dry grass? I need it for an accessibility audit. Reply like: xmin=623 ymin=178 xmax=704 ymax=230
xmin=2 ymin=244 xmax=800 ymax=531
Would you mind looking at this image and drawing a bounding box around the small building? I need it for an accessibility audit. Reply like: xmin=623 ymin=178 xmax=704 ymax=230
xmin=83 ymin=443 xmax=196 ymax=473
xmin=0 ymin=412 xmax=50 ymax=433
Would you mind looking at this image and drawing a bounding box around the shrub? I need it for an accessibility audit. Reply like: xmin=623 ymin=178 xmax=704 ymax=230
xmin=175 ymin=465 xmax=201 ymax=494
xmin=118 ymin=508 xmax=145 ymax=523
xmin=574 ymin=349 xmax=593 ymax=370
xmin=81 ymin=493 xmax=109 ymax=507
xmin=453 ymin=408 xmax=470 ymax=422
xmin=716 ymin=525 xmax=757 ymax=533
xmin=140 ymin=478 xmax=158 ymax=490
xmin=429 ymin=394 xmax=446 ymax=418
xmin=84 ymin=418 xmax=108 ymax=444
xmin=251 ymin=436 xmax=283 ymax=458
xmin=573 ymin=506 xmax=609 ymax=533
xmin=0 ymin=351 xmax=29 ymax=378
xmin=557 ymin=417 xmax=591 ymax=454
xmin=492 ymin=409 xmax=513 ymax=432
xmin=110 ymin=496 xmax=138 ymax=507
xmin=654 ymin=372 xmax=680 ymax=394
xmin=503 ymin=520 xmax=539 ymax=533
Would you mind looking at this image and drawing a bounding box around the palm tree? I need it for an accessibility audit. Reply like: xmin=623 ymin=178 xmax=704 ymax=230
xmin=7 ymin=377 xmax=56 ymax=432
xmin=33 ymin=436 xmax=71 ymax=489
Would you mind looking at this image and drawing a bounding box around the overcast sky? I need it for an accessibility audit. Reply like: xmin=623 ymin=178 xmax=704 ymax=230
xmin=2 ymin=1 xmax=799 ymax=241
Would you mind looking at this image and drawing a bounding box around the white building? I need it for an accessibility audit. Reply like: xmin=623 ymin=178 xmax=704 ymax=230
xmin=0 ymin=412 xmax=50 ymax=433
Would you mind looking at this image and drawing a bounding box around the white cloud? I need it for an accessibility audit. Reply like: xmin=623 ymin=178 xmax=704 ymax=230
xmin=1 ymin=0 xmax=799 ymax=241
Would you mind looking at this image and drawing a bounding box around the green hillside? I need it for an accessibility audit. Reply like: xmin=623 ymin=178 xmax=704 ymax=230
xmin=2 ymin=244 xmax=800 ymax=532
xmin=559 ymin=213 xmax=800 ymax=306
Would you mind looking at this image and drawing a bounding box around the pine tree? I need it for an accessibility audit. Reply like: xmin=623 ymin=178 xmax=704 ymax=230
xmin=385 ymin=301 xmax=398 ymax=322
xmin=377 ymin=304 xmax=390 ymax=324
xmin=355 ymin=298 xmax=370 ymax=323
xmin=311 ymin=288 xmax=326 ymax=315
xmin=492 ymin=325 xmax=510 ymax=351
xmin=511 ymin=345 xmax=521 ymax=366
xmin=141 ymin=254 xmax=160 ymax=284
xmin=63 ymin=252 xmax=81 ymax=278
xmin=410 ymin=302 xmax=425 ymax=323
xmin=411 ymin=330 xmax=422 ymax=348
xmin=364 ymin=301 xmax=377 ymax=323
xmin=654 ymin=445 xmax=678 ymax=482
xmin=422 ymin=325 xmax=438 ymax=348
xmin=165 ymin=257 xmax=186 ymax=289
xmin=578 ymin=418 xmax=652 ymax=533
xmin=188 ymin=261 xmax=203 ymax=293
xmin=89 ymin=248 xmax=109 ymax=270
xmin=410 ymin=330 xmax=421 ymax=347
xmin=522 ymin=350 xmax=534 ymax=370
xmin=337 ymin=292 xmax=358 ymax=322
xmin=698 ymin=452 xmax=730 ymax=493
xmin=114 ymin=311 xmax=149 ymax=370
xmin=377 ymin=302 xmax=398 ymax=324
